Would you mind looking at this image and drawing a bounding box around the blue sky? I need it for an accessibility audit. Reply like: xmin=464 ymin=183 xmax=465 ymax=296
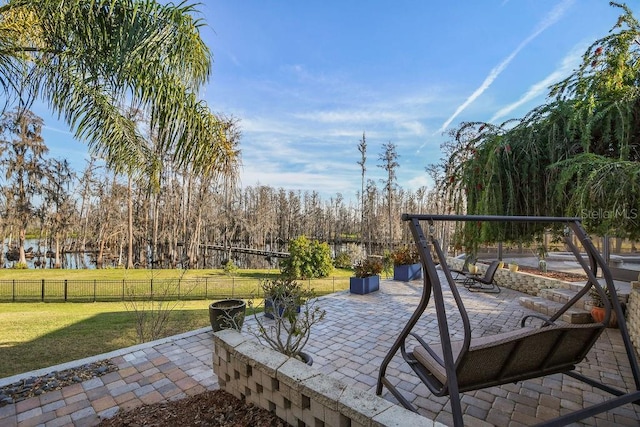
xmin=32 ymin=0 xmax=640 ymax=201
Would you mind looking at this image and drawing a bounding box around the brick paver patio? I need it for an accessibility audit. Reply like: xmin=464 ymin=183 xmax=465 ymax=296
xmin=1 ymin=273 xmax=639 ymax=426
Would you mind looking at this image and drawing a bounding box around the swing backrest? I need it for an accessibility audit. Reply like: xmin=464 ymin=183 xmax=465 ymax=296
xmin=412 ymin=321 xmax=604 ymax=393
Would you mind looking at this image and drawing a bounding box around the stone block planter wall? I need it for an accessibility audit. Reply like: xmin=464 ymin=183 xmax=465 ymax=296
xmin=447 ymin=258 xmax=575 ymax=296
xmin=212 ymin=330 xmax=437 ymax=427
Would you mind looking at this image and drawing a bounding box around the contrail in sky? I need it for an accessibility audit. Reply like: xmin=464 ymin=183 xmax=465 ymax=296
xmin=434 ymin=0 xmax=574 ymax=136
xmin=490 ymin=44 xmax=583 ymax=123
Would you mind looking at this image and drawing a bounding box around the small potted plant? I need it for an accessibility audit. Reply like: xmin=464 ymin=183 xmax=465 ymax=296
xmin=391 ymin=246 xmax=422 ymax=281
xmin=537 ymin=245 xmax=548 ymax=273
xmin=262 ymin=277 xmax=302 ymax=319
xmin=589 ymin=286 xmax=619 ymax=328
xmin=209 ymin=299 xmax=246 ymax=332
xmin=467 ymin=263 xmax=478 ymax=274
xmin=350 ymin=257 xmax=383 ymax=294
xmin=248 ymin=277 xmax=326 ymax=365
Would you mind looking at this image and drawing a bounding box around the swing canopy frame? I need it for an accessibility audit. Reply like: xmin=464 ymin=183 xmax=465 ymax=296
xmin=376 ymin=214 xmax=640 ymax=427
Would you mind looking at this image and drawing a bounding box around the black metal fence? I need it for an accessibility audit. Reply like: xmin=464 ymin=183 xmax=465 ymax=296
xmin=0 ymin=277 xmax=345 ymax=302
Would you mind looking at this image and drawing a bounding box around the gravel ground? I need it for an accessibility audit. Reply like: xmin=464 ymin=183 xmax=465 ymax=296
xmin=0 ymin=360 xmax=118 ymax=406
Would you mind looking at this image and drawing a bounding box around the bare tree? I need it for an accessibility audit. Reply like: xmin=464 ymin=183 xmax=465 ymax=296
xmin=357 ymin=133 xmax=367 ymax=253
xmin=77 ymin=158 xmax=100 ymax=252
xmin=42 ymin=159 xmax=76 ymax=268
xmin=378 ymin=141 xmax=399 ymax=248
xmin=0 ymin=109 xmax=48 ymax=266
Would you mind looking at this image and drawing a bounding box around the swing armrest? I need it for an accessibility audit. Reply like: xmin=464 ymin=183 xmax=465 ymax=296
xmin=409 ymin=332 xmax=445 ymax=366
xmin=520 ymin=314 xmax=557 ymax=328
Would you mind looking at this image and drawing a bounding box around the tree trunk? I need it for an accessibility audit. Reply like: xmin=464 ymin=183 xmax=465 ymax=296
xmin=97 ymin=239 xmax=105 ymax=269
xmin=54 ymin=235 xmax=61 ymax=269
xmin=127 ymin=176 xmax=134 ymax=269
xmin=18 ymin=228 xmax=26 ymax=265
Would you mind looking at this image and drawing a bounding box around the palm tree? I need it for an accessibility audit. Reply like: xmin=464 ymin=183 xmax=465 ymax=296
xmin=0 ymin=0 xmax=235 ymax=175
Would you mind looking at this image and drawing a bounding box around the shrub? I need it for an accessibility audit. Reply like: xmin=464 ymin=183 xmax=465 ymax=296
xmin=353 ymin=257 xmax=383 ymax=278
xmin=223 ymin=259 xmax=239 ymax=277
xmin=391 ymin=246 xmax=420 ymax=266
xmin=334 ymin=252 xmax=352 ymax=269
xmin=281 ymin=235 xmax=333 ymax=279
xmin=248 ymin=276 xmax=326 ymax=358
xmin=589 ymin=286 xmax=616 ymax=308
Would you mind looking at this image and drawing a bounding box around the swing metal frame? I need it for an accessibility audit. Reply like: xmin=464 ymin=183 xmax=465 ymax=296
xmin=376 ymin=214 xmax=640 ymax=426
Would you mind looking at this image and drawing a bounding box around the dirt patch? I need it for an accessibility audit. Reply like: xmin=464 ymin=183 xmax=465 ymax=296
xmin=515 ymin=266 xmax=586 ymax=282
xmin=98 ymin=389 xmax=285 ymax=427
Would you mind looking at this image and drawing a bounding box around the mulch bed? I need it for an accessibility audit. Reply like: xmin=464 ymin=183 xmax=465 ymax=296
xmin=98 ymin=389 xmax=285 ymax=427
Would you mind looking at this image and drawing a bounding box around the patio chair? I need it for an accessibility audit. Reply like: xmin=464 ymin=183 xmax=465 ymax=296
xmin=463 ymin=260 xmax=501 ymax=293
xmin=376 ymin=214 xmax=640 ymax=427
xmin=448 ymin=262 xmax=469 ymax=282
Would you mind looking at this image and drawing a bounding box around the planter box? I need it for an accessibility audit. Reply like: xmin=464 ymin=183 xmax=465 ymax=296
xmin=393 ymin=263 xmax=422 ymax=281
xmin=212 ymin=330 xmax=429 ymax=427
xmin=350 ymin=275 xmax=380 ymax=294
xmin=264 ymin=298 xmax=301 ymax=319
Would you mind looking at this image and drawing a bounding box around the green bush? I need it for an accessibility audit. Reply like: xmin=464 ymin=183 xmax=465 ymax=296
xmin=334 ymin=252 xmax=352 ymax=269
xmin=281 ymin=235 xmax=333 ymax=279
xmin=223 ymin=259 xmax=239 ymax=276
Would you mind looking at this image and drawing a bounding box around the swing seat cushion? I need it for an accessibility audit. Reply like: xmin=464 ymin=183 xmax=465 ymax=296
xmin=412 ymin=323 xmax=604 ymax=392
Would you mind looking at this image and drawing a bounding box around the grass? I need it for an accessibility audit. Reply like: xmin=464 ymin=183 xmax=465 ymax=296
xmin=0 ymin=268 xmax=354 ymax=280
xmin=0 ymin=301 xmax=203 ymax=378
xmin=0 ymin=268 xmax=355 ymax=302
xmin=0 ymin=268 xmax=355 ymax=378
xmin=0 ymin=300 xmax=269 ymax=379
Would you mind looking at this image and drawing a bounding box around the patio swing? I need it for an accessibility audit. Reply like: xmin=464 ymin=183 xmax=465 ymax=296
xmin=376 ymin=214 xmax=640 ymax=427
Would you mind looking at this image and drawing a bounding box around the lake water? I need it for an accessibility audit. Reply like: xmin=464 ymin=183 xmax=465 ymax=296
xmin=2 ymin=239 xmax=96 ymax=269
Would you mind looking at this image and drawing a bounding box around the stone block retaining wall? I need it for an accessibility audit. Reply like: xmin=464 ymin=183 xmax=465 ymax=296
xmin=447 ymin=257 xmax=575 ymax=296
xmin=212 ymin=330 xmax=438 ymax=427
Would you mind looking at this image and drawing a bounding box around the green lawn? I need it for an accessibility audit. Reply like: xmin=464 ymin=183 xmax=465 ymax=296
xmin=0 ymin=301 xmax=217 ymax=379
xmin=0 ymin=268 xmax=353 ymax=280
xmin=0 ymin=268 xmax=354 ymax=378
xmin=0 ymin=268 xmax=354 ymax=302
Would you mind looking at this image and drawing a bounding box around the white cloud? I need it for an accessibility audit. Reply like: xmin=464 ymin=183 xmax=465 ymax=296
xmin=294 ymin=109 xmax=405 ymax=124
xmin=406 ymin=174 xmax=431 ymax=191
xmin=436 ymin=0 xmax=575 ymax=134
xmin=43 ymin=125 xmax=73 ymax=135
xmin=398 ymin=120 xmax=427 ymax=136
xmin=240 ymin=167 xmax=357 ymax=196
